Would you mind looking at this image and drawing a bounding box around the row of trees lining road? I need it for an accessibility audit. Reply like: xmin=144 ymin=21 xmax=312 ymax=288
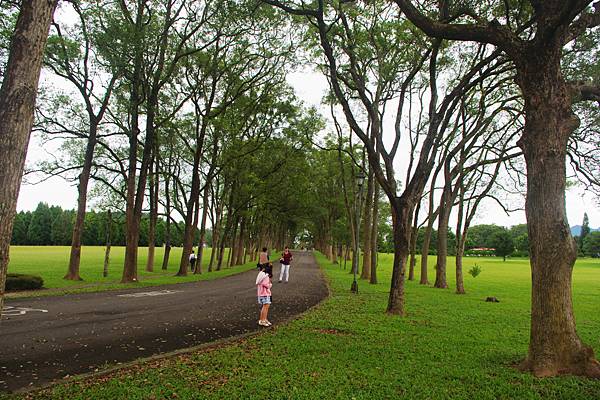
xmin=29 ymin=1 xmax=324 ymax=281
xmin=23 ymin=200 xmax=591 ymax=259
xmin=0 ymin=0 xmax=599 ymax=380
xmin=261 ymin=0 xmax=600 ymax=378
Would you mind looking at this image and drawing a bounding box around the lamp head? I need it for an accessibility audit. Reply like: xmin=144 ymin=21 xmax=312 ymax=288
xmin=356 ymin=171 xmax=366 ymax=188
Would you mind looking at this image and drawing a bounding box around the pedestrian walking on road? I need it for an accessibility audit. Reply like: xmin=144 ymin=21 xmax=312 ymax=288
xmin=258 ymin=247 xmax=269 ymax=269
xmin=279 ymin=246 xmax=293 ymax=283
xmin=189 ymin=250 xmax=197 ymax=272
xmin=256 ymin=263 xmax=273 ymax=326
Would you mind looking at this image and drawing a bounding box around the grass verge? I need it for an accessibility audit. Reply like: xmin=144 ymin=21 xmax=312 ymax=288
xmin=5 ymin=252 xmax=600 ymax=399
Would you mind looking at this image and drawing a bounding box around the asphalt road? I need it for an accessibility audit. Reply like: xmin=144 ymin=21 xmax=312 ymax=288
xmin=0 ymin=251 xmax=327 ymax=393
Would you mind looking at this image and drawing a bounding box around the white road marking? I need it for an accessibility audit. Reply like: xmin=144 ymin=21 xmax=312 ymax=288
xmin=2 ymin=306 xmax=49 ymax=317
xmin=118 ymin=290 xmax=182 ymax=298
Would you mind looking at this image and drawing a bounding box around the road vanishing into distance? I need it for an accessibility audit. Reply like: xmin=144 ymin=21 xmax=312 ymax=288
xmin=0 ymin=251 xmax=327 ymax=393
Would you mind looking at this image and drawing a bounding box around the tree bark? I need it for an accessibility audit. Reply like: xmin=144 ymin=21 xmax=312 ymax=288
xmin=65 ymin=122 xmax=98 ymax=281
xmin=161 ymin=165 xmax=172 ymax=271
xmin=0 ymin=0 xmax=57 ymax=315
xmin=103 ymin=210 xmax=112 ymax=278
xmin=195 ymin=183 xmax=210 ymax=274
xmin=178 ymin=126 xmax=208 ymax=274
xmin=146 ymin=152 xmax=159 ymax=272
xmin=122 ymin=2 xmax=145 ymax=283
xmin=235 ymin=217 xmax=246 ymax=266
xmin=516 ymin=52 xmax=600 ymax=377
xmin=229 ymin=217 xmax=240 ymax=267
xmin=420 ymin=212 xmax=435 ymax=285
xmin=361 ymin=167 xmax=374 ymax=280
xmin=386 ymin=198 xmax=413 ymax=315
xmin=370 ymin=180 xmax=379 ymax=284
xmin=455 ymin=184 xmax=466 ymax=295
xmin=208 ymin=190 xmax=223 ymax=272
xmin=408 ymin=201 xmax=420 ymax=281
xmin=434 ymin=178 xmax=451 ymax=289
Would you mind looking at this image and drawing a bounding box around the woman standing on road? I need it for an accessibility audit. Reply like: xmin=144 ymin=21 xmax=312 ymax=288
xmin=256 ymin=263 xmax=273 ymax=326
xmin=258 ymin=247 xmax=269 ymax=269
xmin=279 ymin=246 xmax=293 ymax=283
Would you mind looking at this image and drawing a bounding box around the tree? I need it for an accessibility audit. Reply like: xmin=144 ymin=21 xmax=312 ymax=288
xmin=11 ymin=211 xmax=31 ymax=245
xmin=467 ymin=224 xmax=507 ymax=249
xmin=392 ymin=0 xmax=600 ymax=378
xmin=51 ymin=210 xmax=74 ymax=245
xmin=510 ymin=224 xmax=529 ymax=256
xmin=491 ymin=229 xmax=514 ymax=261
xmin=263 ymin=0 xmax=503 ymax=315
xmin=582 ymin=231 xmax=600 ymax=257
xmin=27 ymin=203 xmax=52 ymax=245
xmin=579 ymin=212 xmax=591 ymax=253
xmin=40 ymin=1 xmax=120 ymax=280
xmin=0 ymin=0 xmax=57 ymax=319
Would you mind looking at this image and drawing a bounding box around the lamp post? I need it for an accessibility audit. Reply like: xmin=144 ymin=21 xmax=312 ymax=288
xmin=351 ymin=170 xmax=366 ymax=293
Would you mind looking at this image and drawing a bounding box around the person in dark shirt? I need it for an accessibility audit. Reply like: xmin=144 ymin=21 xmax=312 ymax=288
xmin=278 ymin=246 xmax=293 ymax=283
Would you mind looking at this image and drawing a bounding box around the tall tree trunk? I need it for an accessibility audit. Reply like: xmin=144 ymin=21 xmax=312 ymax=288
xmin=386 ymin=198 xmax=413 ymax=315
xmin=195 ymin=183 xmax=210 ymax=274
xmin=122 ymin=2 xmax=146 ymax=283
xmin=455 ymin=242 xmax=465 ymax=294
xmin=434 ymin=184 xmax=451 ymax=289
xmin=178 ymin=132 xmax=207 ymax=274
xmin=66 ymin=123 xmax=98 ymax=281
xmin=370 ymin=181 xmax=379 ymax=284
xmin=0 ymin=0 xmax=57 ymax=314
xmin=146 ymin=152 xmax=158 ymax=272
xmin=229 ymin=218 xmax=240 ymax=267
xmin=235 ymin=217 xmax=246 ymax=266
xmin=177 ymin=171 xmax=202 ymax=274
xmin=361 ymin=168 xmax=374 ymax=280
xmin=217 ymin=215 xmax=231 ymax=271
xmin=420 ymin=214 xmax=435 ymax=285
xmin=408 ymin=201 xmax=420 ymax=281
xmin=208 ymin=193 xmax=223 ymax=272
xmin=103 ymin=210 xmax=112 ymax=278
xmin=161 ymin=169 xmax=172 ymax=271
xmin=455 ymin=184 xmax=466 ymax=295
xmin=516 ymin=55 xmax=600 ymax=377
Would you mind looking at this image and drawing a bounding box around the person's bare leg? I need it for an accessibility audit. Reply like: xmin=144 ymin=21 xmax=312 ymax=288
xmin=259 ymin=305 xmax=264 ymax=322
xmin=263 ymin=304 xmax=271 ymax=324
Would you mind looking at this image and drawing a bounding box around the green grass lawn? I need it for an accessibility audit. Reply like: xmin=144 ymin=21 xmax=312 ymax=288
xmin=6 ymin=246 xmax=254 ymax=297
xmin=9 ymin=252 xmax=600 ymax=399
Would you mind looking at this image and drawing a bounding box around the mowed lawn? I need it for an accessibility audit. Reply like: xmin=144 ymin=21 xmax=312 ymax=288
xmin=11 ymin=252 xmax=600 ymax=400
xmin=6 ymin=246 xmax=254 ymax=296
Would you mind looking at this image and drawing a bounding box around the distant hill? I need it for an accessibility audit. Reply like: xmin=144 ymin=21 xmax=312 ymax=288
xmin=570 ymin=225 xmax=600 ymax=236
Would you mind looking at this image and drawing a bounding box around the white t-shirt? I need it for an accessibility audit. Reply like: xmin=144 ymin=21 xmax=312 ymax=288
xmin=189 ymin=253 xmax=196 ymax=261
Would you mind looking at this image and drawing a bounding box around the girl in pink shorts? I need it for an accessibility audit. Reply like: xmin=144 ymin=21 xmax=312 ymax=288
xmin=256 ymin=264 xmax=273 ymax=326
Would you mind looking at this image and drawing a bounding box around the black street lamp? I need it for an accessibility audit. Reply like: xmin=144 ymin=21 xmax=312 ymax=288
xmin=351 ymin=170 xmax=366 ymax=293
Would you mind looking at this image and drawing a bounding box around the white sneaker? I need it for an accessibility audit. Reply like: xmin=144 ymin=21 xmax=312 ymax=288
xmin=258 ymin=320 xmax=268 ymax=326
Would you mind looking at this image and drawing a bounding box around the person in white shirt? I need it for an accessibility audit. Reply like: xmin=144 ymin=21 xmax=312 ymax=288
xmin=189 ymin=250 xmax=197 ymax=272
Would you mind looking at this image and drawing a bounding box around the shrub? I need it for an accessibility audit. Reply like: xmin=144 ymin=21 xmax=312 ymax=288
xmin=5 ymin=273 xmax=44 ymax=291
xmin=468 ymin=264 xmax=482 ymax=278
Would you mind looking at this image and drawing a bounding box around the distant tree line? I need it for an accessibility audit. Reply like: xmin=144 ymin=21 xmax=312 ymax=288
xmin=11 ymin=202 xmax=211 ymax=248
xmin=379 ymin=221 xmax=600 ymax=259
xmin=378 ymin=222 xmax=530 ymax=259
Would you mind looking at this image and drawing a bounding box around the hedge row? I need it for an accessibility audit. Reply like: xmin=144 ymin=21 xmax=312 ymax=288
xmin=5 ymin=273 xmax=44 ymax=291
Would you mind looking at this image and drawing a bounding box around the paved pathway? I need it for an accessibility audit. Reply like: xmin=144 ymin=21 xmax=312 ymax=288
xmin=0 ymin=251 xmax=326 ymax=393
